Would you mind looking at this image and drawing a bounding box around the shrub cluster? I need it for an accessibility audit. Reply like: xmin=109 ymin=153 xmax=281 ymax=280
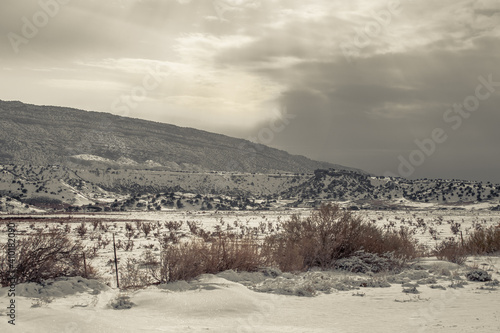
xmin=434 ymin=224 xmax=500 ymax=264
xmin=0 ymin=229 xmax=96 ymax=287
xmin=434 ymin=239 xmax=468 ymax=265
xmin=262 ymin=204 xmax=418 ymax=272
xmin=465 ymin=225 xmax=500 ymax=254
xmin=120 ymin=204 xmax=419 ymax=287
xmin=121 ymin=233 xmax=264 ymax=287
xmin=159 ymin=235 xmax=262 ymax=283
xmin=465 ymin=269 xmax=492 ymax=282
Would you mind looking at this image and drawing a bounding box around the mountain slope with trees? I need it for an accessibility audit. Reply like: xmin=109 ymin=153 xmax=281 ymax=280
xmin=0 ymin=100 xmax=363 ymax=174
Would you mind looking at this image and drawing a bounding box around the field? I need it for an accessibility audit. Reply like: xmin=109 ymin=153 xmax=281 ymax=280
xmin=1 ymin=208 xmax=499 ymax=332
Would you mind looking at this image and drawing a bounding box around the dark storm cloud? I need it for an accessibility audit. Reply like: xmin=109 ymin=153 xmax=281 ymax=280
xmin=264 ymin=49 xmax=500 ymax=182
xmin=228 ymin=1 xmax=500 ymax=182
xmin=1 ymin=0 xmax=499 ymax=182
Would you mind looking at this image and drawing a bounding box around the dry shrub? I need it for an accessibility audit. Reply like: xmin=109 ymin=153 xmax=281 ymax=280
xmin=372 ymin=227 xmax=420 ymax=259
xmin=159 ymin=233 xmax=263 ymax=283
xmin=160 ymin=240 xmax=206 ymax=283
xmin=120 ymin=258 xmax=156 ymax=289
xmin=434 ymin=239 xmax=468 ymax=265
xmin=261 ymin=233 xmax=303 ymax=272
xmin=263 ymin=204 xmax=418 ymax=272
xmin=91 ymin=220 xmax=100 ymax=230
xmin=76 ymin=222 xmax=87 ymax=238
xmin=206 ymin=234 xmax=262 ymax=273
xmin=124 ymin=239 xmax=135 ymax=251
xmin=435 ymin=225 xmax=500 ymax=264
xmin=141 ymin=222 xmax=153 ymax=237
xmin=0 ymin=230 xmax=96 ymax=286
xmin=465 ymin=226 xmax=500 ymax=254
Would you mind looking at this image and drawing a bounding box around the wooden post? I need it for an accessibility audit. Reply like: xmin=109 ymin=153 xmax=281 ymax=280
xmin=460 ymin=231 xmax=464 ymax=247
xmin=113 ymin=233 xmax=120 ymax=289
xmin=83 ymin=252 xmax=87 ymax=278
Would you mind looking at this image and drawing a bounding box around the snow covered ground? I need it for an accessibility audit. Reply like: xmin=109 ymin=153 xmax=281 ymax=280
xmin=1 ymin=257 xmax=499 ymax=333
xmin=1 ymin=210 xmax=499 ymax=332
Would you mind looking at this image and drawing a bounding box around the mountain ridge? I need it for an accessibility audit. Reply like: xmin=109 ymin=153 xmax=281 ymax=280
xmin=0 ymin=99 xmax=365 ymax=174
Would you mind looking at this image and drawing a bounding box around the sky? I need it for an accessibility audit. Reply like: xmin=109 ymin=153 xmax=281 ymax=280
xmin=1 ymin=0 xmax=500 ymax=183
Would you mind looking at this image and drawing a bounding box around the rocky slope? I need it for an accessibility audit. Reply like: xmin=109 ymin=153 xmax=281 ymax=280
xmin=0 ymin=100 xmax=363 ymax=174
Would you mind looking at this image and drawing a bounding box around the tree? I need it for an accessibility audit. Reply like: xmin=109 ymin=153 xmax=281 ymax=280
xmin=176 ymin=199 xmax=184 ymax=209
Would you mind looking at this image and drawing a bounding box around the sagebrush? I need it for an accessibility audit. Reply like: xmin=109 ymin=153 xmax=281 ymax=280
xmin=263 ymin=204 xmax=418 ymax=271
xmin=0 ymin=229 xmax=96 ymax=286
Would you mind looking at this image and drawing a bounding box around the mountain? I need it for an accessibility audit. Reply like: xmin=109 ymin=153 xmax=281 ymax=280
xmin=0 ymin=100 xmax=364 ymax=174
xmin=2 ymin=100 xmax=500 ymax=214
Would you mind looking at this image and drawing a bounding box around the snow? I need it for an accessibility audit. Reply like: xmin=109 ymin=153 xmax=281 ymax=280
xmin=0 ymin=197 xmax=44 ymax=214
xmin=1 ymin=210 xmax=499 ymax=332
xmin=71 ymin=154 xmax=112 ymax=163
xmin=1 ymin=259 xmax=499 ymax=332
xmin=9 ymin=277 xmax=109 ymax=299
xmin=116 ymin=157 xmax=138 ymax=166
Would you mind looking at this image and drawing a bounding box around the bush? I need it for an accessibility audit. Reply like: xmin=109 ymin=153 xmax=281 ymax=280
xmin=465 ymin=226 xmax=500 ymax=254
xmin=141 ymin=222 xmax=153 ymax=237
xmin=0 ymin=230 xmax=95 ymax=286
xmin=159 ymin=240 xmax=207 ymax=283
xmin=263 ymin=204 xmax=418 ymax=271
xmin=110 ymin=295 xmax=135 ymax=310
xmin=334 ymin=251 xmax=405 ymax=274
xmin=157 ymin=233 xmax=264 ymax=283
xmin=76 ymin=222 xmax=87 ymax=238
xmin=120 ymin=258 xmax=155 ymax=289
xmin=434 ymin=239 xmax=468 ymax=265
xmin=434 ymin=225 xmax=500 ymax=265
xmin=466 ymin=269 xmax=492 ymax=282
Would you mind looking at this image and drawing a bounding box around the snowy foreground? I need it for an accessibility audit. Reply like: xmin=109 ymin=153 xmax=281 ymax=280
xmin=1 ymin=257 xmax=500 ymax=333
xmin=1 ymin=210 xmax=500 ymax=332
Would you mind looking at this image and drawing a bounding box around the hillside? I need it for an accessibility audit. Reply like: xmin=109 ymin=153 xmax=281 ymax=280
xmin=1 ymin=165 xmax=500 ymax=213
xmin=2 ymin=100 xmax=499 ymax=214
xmin=0 ymin=100 xmax=363 ymax=174
xmin=280 ymin=169 xmax=500 ymax=209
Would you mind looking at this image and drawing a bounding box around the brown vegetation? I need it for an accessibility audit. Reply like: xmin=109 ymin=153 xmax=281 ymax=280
xmin=118 ymin=204 xmax=419 ymax=287
xmin=0 ymin=229 xmax=96 ymax=287
xmin=262 ymin=204 xmax=418 ymax=272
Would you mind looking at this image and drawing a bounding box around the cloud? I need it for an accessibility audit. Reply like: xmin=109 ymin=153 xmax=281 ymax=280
xmin=0 ymin=0 xmax=499 ymax=182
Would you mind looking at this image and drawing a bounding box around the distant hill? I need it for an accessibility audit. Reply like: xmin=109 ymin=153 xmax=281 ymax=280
xmin=279 ymin=169 xmax=500 ymax=209
xmin=1 ymin=165 xmax=499 ymax=213
xmin=0 ymin=100 xmax=365 ymax=174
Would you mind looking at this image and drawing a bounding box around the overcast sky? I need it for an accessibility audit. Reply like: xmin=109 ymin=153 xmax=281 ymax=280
xmin=1 ymin=0 xmax=500 ymax=182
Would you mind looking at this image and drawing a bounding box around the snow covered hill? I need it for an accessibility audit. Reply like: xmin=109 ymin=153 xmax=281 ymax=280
xmin=280 ymin=169 xmax=500 ymax=209
xmin=1 ymin=165 xmax=500 ymax=213
xmin=0 ymin=100 xmax=363 ymax=174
